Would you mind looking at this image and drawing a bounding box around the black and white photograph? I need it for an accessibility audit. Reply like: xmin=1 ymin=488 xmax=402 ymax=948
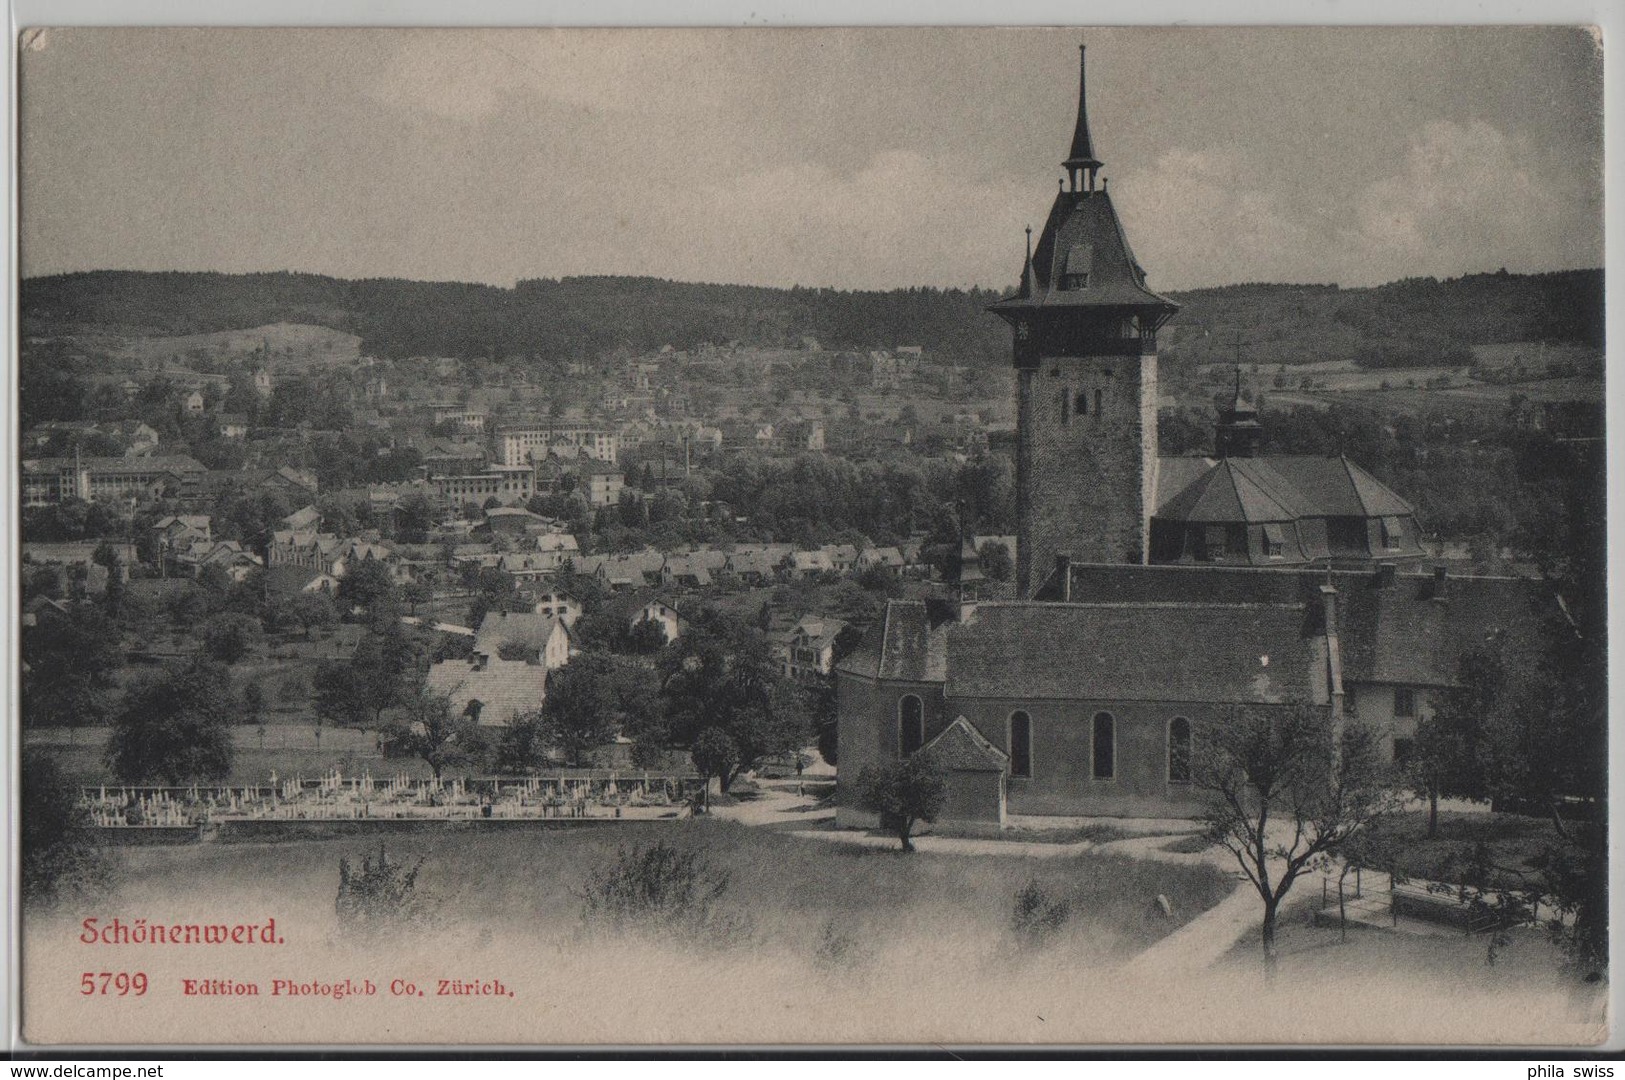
xmin=10 ymin=23 xmax=1611 ymax=1050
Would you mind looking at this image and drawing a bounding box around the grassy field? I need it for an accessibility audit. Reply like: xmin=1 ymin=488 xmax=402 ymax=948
xmin=1359 ymin=809 xmax=1561 ymax=892
xmin=23 ymin=818 xmax=1239 ymax=1045
xmin=1208 ymin=893 xmax=1601 ymax=1046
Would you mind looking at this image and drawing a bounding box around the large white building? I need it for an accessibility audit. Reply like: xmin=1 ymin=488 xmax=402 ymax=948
xmin=498 ymin=423 xmax=619 ymax=467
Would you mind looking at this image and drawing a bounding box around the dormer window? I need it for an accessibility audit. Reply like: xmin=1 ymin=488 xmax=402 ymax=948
xmin=1381 ymin=517 xmax=1405 ymax=550
xmin=1061 ymin=244 xmax=1094 ymax=290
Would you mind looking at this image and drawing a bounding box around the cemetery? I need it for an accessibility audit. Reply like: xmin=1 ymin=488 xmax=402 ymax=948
xmin=83 ymin=766 xmax=706 ymax=842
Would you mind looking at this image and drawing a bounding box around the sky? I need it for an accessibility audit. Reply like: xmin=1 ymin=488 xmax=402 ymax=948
xmin=18 ymin=26 xmax=1605 ymax=293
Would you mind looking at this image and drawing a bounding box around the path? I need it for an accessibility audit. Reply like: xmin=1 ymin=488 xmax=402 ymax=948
xmin=713 ymin=780 xmax=1342 ymax=973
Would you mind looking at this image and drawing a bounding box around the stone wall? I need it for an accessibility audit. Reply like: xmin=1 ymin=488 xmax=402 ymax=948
xmin=1017 ymin=352 xmax=1157 ymax=595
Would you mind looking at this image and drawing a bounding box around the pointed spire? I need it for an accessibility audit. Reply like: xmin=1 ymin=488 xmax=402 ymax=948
xmin=1018 ymin=225 xmax=1037 ymax=300
xmin=1063 ymin=45 xmax=1103 ymax=191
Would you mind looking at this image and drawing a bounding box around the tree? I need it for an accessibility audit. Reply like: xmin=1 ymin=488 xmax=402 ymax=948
xmin=387 ymin=690 xmax=488 ymax=783
xmin=20 ymin=604 xmax=121 ymax=735
xmin=106 ymin=659 xmax=236 ymax=784
xmin=690 ymin=727 xmax=739 ymax=808
xmin=401 ymin=581 xmax=432 ymax=617
xmin=466 ymin=566 xmax=518 ymax=627
xmin=976 ymin=540 xmax=1013 ymax=583
xmin=21 ymin=749 xmax=113 ymax=906
xmin=855 ymin=757 xmax=947 ymax=852
xmin=241 ymin=678 xmax=267 ymax=727
xmin=1192 ymin=704 xmax=1401 ymax=973
xmin=657 ymin=609 xmax=810 ymax=791
xmin=313 ymin=624 xmax=423 ymax=731
xmin=536 ymin=653 xmax=654 ymax=767
xmin=1411 ymin=648 xmax=1501 ymax=837
xmin=199 ymin=611 xmax=263 ymax=665
xmin=336 ymin=558 xmax=397 ymax=620
xmin=492 ymin=709 xmax=554 ymax=774
xmin=286 ymin=591 xmax=339 ymax=638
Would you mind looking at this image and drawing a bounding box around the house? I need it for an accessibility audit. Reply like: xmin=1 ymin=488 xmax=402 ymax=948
xmin=533 ymin=532 xmax=581 ymax=571
xmin=254 ymin=466 xmax=320 ymax=500
xmin=473 ymin=610 xmax=571 ymax=670
xmin=630 ymin=598 xmax=684 ymax=644
xmin=183 ymin=390 xmax=206 ymax=413
xmin=217 ymin=414 xmax=249 ymax=439
xmin=528 ymin=588 xmax=583 ymax=628
xmin=660 ymin=551 xmax=725 ymax=589
xmin=789 ymin=549 xmax=835 ymax=579
xmin=424 ymin=652 xmax=548 ymax=727
xmin=578 ymin=460 xmax=626 ymax=507
xmin=856 ymin=546 xmax=906 ymax=573
xmin=721 ymin=546 xmax=783 ymax=586
xmin=428 ymin=404 xmax=487 ymax=433
xmin=420 ymin=438 xmax=488 ymax=476
xmin=281 ymin=505 xmax=323 ymax=532
xmin=780 ymin=615 xmax=850 ymax=682
xmin=824 ymin=544 xmax=860 ymax=573
xmin=484 ymin=506 xmax=549 ymax=537
xmin=153 ymin=514 xmax=212 ymax=549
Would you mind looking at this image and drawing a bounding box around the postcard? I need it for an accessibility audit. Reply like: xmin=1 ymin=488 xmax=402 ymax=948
xmin=13 ymin=25 xmax=1610 ymax=1049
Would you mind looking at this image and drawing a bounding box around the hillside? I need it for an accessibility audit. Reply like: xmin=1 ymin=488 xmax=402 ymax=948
xmin=1161 ymin=270 xmax=1603 ymax=370
xmin=20 ymin=267 xmax=1603 ymax=370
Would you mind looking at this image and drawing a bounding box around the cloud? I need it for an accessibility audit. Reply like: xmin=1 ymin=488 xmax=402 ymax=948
xmin=1110 ymin=148 xmax=1323 ymax=290
xmin=364 ymin=31 xmax=734 ymax=121
xmin=1336 ymin=120 xmax=1548 ymax=283
xmin=551 ymin=149 xmax=1036 ymax=291
xmin=1103 ymin=119 xmax=1595 ymax=290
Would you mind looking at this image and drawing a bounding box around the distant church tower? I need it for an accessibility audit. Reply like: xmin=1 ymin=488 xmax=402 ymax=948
xmin=991 ymin=47 xmax=1178 ymax=596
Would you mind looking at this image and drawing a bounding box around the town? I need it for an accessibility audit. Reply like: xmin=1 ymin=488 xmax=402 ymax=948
xmin=16 ymin=28 xmax=1607 ymax=1049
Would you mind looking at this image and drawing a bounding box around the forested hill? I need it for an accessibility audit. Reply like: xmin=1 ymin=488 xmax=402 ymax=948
xmin=20 ymin=267 xmax=1602 ymax=367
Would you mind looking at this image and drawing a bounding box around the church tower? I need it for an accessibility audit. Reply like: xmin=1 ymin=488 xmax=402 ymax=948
xmin=991 ymin=46 xmax=1178 ymax=596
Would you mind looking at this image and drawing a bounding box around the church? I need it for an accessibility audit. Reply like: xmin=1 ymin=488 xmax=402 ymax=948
xmin=833 ymin=48 xmax=1558 ymax=829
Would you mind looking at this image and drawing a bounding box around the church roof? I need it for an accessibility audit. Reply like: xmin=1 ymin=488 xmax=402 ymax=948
xmin=946 ymin=601 xmax=1319 ymax=704
xmin=1262 ymin=456 xmax=1415 ymax=519
xmin=834 ymin=600 xmax=948 ymax=683
xmin=1155 ymin=459 xmax=1310 ymax=524
xmin=1154 ymin=454 xmax=1417 ymax=525
xmin=921 ymin=716 xmax=1009 ymax=773
xmin=1055 ymin=562 xmax=1560 ymax=689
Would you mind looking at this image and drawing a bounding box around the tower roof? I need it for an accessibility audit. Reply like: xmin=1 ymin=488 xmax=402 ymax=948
xmin=991 ymin=45 xmax=1176 ymax=319
xmin=990 ymin=189 xmax=1177 ymax=313
xmin=1063 ymin=46 xmax=1101 ymax=172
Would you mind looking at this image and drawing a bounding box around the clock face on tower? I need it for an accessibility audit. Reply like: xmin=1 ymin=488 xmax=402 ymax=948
xmin=1016 ymin=321 xmax=1030 ymax=341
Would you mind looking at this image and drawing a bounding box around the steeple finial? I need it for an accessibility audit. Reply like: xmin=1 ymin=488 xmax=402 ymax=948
xmin=1063 ymin=44 xmax=1103 ymax=193
xmin=1018 ymin=225 xmax=1037 ymax=300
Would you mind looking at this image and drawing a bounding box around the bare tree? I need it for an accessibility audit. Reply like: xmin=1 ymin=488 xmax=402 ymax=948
xmin=1193 ymin=703 xmax=1402 ymax=972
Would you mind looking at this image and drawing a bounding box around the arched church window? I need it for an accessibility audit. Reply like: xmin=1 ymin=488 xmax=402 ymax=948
xmin=898 ymin=695 xmax=925 ymax=756
xmin=1074 ymin=391 xmax=1089 ymax=417
xmin=1168 ymin=717 xmax=1192 ymax=783
xmin=1094 ymin=388 xmax=1103 ymax=416
xmin=1092 ymin=712 xmax=1115 ymax=779
xmin=1009 ymin=711 xmax=1032 ymax=778
xmin=1061 ymin=390 xmax=1070 ymax=425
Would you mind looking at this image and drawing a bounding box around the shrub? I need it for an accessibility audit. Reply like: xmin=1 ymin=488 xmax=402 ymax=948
xmin=336 ymin=843 xmax=427 ymax=939
xmin=22 ymin=749 xmax=115 ymax=907
xmin=578 ymin=840 xmax=746 ymax=946
xmin=812 ymin=916 xmax=864 ymax=971
xmin=1011 ymin=879 xmax=1071 ymax=942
